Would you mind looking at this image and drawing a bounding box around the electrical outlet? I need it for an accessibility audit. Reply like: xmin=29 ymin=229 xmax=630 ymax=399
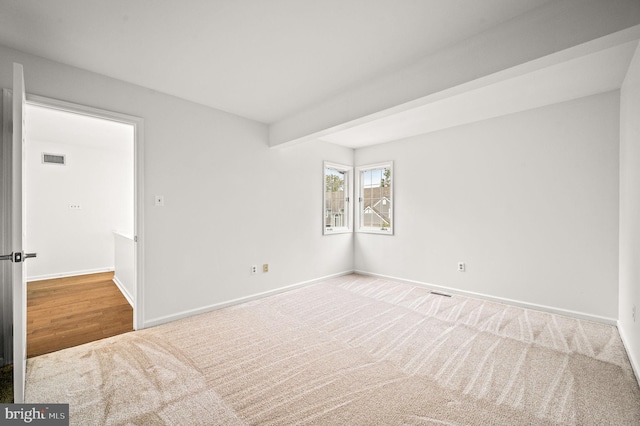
xmin=457 ymin=262 xmax=465 ymax=272
xmin=250 ymin=265 xmax=258 ymax=275
xmin=263 ymin=264 xmax=269 ymax=273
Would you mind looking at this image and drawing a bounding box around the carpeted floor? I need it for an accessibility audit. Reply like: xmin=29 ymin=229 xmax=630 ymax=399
xmin=25 ymin=274 xmax=640 ymax=425
xmin=0 ymin=364 xmax=12 ymax=403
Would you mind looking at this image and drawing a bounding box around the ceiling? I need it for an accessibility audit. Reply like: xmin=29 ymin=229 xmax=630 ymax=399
xmin=0 ymin=0 xmax=554 ymax=125
xmin=1 ymin=0 xmax=637 ymax=149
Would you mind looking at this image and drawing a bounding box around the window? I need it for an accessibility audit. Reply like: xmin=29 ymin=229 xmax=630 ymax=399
xmin=324 ymin=162 xmax=352 ymax=234
xmin=357 ymin=162 xmax=393 ymax=234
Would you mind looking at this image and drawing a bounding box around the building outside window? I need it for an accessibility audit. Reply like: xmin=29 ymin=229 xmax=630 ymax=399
xmin=324 ymin=162 xmax=352 ymax=234
xmin=357 ymin=162 xmax=393 ymax=234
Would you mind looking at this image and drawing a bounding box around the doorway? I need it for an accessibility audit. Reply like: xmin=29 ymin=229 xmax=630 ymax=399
xmin=24 ymin=102 xmax=137 ymax=355
xmin=0 ymin=66 xmax=145 ymax=401
xmin=25 ymin=95 xmax=143 ymax=338
xmin=1 ymin=88 xmax=145 ymax=404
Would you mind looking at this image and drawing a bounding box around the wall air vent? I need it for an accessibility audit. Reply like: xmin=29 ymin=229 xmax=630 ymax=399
xmin=42 ymin=153 xmax=66 ymax=165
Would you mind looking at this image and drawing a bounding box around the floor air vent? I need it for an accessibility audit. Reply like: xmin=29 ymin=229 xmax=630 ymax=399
xmin=42 ymin=153 xmax=66 ymax=165
xmin=430 ymin=291 xmax=452 ymax=297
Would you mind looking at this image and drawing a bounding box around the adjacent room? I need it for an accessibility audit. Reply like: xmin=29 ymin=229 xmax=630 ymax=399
xmin=24 ymin=104 xmax=135 ymax=357
xmin=0 ymin=0 xmax=639 ymax=424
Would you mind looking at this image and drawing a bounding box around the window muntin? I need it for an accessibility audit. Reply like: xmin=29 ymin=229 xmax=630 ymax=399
xmin=357 ymin=162 xmax=393 ymax=234
xmin=324 ymin=162 xmax=352 ymax=234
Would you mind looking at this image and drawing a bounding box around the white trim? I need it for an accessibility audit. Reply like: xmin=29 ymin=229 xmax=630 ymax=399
xmin=27 ymin=267 xmax=114 ymax=282
xmin=25 ymin=93 xmax=145 ymax=331
xmin=618 ymin=321 xmax=640 ymax=388
xmin=144 ymin=270 xmax=355 ymax=328
xmin=27 ymin=94 xmax=140 ymax=127
xmin=354 ymin=270 xmax=618 ymax=325
xmin=113 ymin=275 xmax=134 ymax=308
xmin=134 ymin=116 xmax=145 ymax=331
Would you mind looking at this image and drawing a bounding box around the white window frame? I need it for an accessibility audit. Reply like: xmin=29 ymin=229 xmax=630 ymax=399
xmin=356 ymin=161 xmax=393 ymax=235
xmin=323 ymin=161 xmax=353 ymax=235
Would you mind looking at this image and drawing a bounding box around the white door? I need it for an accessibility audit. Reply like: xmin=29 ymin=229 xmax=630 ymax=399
xmin=11 ymin=62 xmax=31 ymax=403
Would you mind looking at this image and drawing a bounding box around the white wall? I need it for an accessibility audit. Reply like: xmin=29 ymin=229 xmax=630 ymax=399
xmin=619 ymin=42 xmax=640 ymax=378
xmin=25 ymin=134 xmax=133 ymax=280
xmin=0 ymin=44 xmax=354 ymax=327
xmin=0 ymin=40 xmax=626 ymax=333
xmin=113 ymin=232 xmax=135 ymax=306
xmin=355 ymin=92 xmax=620 ymax=321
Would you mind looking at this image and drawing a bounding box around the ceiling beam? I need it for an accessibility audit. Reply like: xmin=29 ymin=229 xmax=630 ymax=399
xmin=269 ymin=0 xmax=640 ymax=148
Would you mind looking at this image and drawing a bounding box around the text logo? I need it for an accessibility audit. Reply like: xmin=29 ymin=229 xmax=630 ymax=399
xmin=0 ymin=404 xmax=68 ymax=425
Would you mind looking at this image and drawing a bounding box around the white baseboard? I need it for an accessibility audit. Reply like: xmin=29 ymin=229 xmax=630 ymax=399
xmin=27 ymin=267 xmax=114 ymax=282
xmin=617 ymin=321 xmax=640 ymax=388
xmin=143 ymin=270 xmax=354 ymax=329
xmin=113 ymin=275 xmax=134 ymax=308
xmin=354 ymin=270 xmax=618 ymax=326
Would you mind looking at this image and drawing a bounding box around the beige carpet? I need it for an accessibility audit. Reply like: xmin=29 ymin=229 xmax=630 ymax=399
xmin=25 ymin=274 xmax=640 ymax=425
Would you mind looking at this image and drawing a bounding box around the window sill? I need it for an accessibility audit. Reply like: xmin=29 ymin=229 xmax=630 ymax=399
xmin=357 ymin=228 xmax=393 ymax=235
xmin=324 ymin=227 xmax=352 ymax=235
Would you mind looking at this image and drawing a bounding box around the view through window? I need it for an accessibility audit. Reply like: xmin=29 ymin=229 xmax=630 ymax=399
xmin=358 ymin=162 xmax=393 ymax=234
xmin=324 ymin=162 xmax=352 ymax=234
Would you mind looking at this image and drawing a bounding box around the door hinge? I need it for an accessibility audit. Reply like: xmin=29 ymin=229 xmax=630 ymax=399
xmin=134 ymin=236 xmax=138 ymax=243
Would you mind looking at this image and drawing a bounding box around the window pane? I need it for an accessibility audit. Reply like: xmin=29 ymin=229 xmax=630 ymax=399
xmin=358 ymin=164 xmax=392 ymax=232
xmin=325 ymin=166 xmax=348 ymax=231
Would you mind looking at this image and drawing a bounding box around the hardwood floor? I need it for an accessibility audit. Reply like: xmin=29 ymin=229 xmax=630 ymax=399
xmin=27 ymin=272 xmax=133 ymax=358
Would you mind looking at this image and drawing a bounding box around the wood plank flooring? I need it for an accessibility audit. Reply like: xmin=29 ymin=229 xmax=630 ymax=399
xmin=27 ymin=272 xmax=133 ymax=358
